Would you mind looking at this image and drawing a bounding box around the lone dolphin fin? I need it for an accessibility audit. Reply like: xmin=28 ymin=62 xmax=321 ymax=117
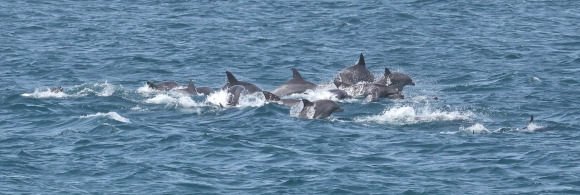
xmin=188 ymin=79 xmax=195 ymax=89
xmin=226 ymin=71 xmax=238 ymax=83
xmin=384 ymin=68 xmax=392 ymax=76
xmin=292 ymin=68 xmax=303 ymax=80
xmin=302 ymin=99 xmax=315 ymax=107
xmin=523 ymin=115 xmax=534 ymax=129
xmin=356 ymin=53 xmax=365 ymax=66
xmin=263 ymin=91 xmax=281 ymax=102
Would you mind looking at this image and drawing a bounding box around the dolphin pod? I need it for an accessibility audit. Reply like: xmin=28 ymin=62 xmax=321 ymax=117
xmin=41 ymin=53 xmax=549 ymax=125
xmin=48 ymin=53 xmax=417 ymax=119
xmin=217 ymin=53 xmax=414 ymax=119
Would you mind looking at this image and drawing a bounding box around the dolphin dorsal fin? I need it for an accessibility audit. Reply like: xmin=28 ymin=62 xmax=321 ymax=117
xmin=292 ymin=68 xmax=303 ymax=80
xmin=356 ymin=53 xmax=366 ymax=66
xmin=188 ymin=79 xmax=195 ymax=89
xmin=226 ymin=71 xmax=238 ymax=83
xmin=384 ymin=68 xmax=392 ymax=76
xmin=530 ymin=115 xmax=534 ymax=123
xmin=302 ymin=99 xmax=314 ymax=107
xmin=263 ymin=91 xmax=281 ymax=102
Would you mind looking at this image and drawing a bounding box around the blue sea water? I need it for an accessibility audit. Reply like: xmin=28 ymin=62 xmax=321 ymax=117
xmin=1 ymin=0 xmax=580 ymax=194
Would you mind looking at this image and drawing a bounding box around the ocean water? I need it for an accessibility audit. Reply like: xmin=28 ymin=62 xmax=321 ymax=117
xmin=1 ymin=0 xmax=579 ymax=194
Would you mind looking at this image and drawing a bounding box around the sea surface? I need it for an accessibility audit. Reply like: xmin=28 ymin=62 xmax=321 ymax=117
xmin=1 ymin=0 xmax=580 ymax=194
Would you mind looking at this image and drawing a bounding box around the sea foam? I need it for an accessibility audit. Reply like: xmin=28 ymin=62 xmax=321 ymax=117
xmin=355 ymin=105 xmax=473 ymax=125
xmin=80 ymin=112 xmax=131 ymax=123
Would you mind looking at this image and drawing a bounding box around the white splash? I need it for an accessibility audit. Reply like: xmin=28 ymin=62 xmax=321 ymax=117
xmin=523 ymin=122 xmax=545 ymax=132
xmin=145 ymin=94 xmax=177 ymax=105
xmin=461 ymin=123 xmax=491 ymax=134
xmin=205 ymin=90 xmax=265 ymax=108
xmin=205 ymin=90 xmax=230 ymax=107
xmin=21 ymin=89 xmax=68 ymax=99
xmin=283 ymin=84 xmax=357 ymax=103
xmin=440 ymin=123 xmax=491 ymax=135
xmin=177 ymin=96 xmax=203 ymax=108
xmin=80 ymin=112 xmax=131 ymax=123
xmin=137 ymin=83 xmax=156 ymax=95
xmin=355 ymin=105 xmax=473 ymax=125
xmin=96 ymin=81 xmax=116 ymax=97
xmin=289 ymin=100 xmax=305 ymax=117
xmin=130 ymin=105 xmax=147 ymax=111
xmin=237 ymin=92 xmax=266 ymax=107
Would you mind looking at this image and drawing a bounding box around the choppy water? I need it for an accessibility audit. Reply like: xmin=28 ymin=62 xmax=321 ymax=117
xmin=2 ymin=0 xmax=580 ymax=194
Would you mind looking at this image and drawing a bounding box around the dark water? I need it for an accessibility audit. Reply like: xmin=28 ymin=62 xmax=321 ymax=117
xmin=2 ymin=0 xmax=580 ymax=194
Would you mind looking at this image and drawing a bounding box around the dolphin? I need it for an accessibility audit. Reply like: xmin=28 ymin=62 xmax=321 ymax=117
xmin=147 ymin=81 xmax=179 ymax=91
xmin=298 ymin=99 xmax=344 ymax=119
xmin=226 ymin=85 xmax=247 ymax=106
xmin=523 ymin=115 xmax=549 ymax=132
xmin=272 ymin=68 xmax=317 ymax=96
xmin=221 ymin=71 xmax=262 ymax=93
xmin=375 ymin=68 xmax=415 ymax=92
xmin=263 ymin=91 xmax=301 ymax=107
xmin=353 ymin=83 xmax=404 ymax=102
xmin=327 ymin=89 xmax=352 ymax=100
xmin=47 ymin=86 xmax=63 ymax=93
xmin=333 ymin=53 xmax=375 ymax=88
xmin=178 ymin=79 xmax=215 ymax=95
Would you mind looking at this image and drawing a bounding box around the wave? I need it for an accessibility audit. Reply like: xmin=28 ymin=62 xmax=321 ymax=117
xmin=355 ymin=105 xmax=473 ymax=125
xmin=205 ymin=90 xmax=266 ymax=108
xmin=143 ymin=94 xmax=204 ymax=108
xmin=440 ymin=123 xmax=491 ymax=135
xmin=521 ymin=122 xmax=546 ymax=132
xmin=21 ymin=81 xmax=124 ymax=99
xmin=21 ymin=89 xmax=68 ymax=99
xmin=80 ymin=112 xmax=131 ymax=123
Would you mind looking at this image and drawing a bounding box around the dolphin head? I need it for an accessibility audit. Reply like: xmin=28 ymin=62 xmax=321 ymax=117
xmin=49 ymin=86 xmax=63 ymax=93
xmin=146 ymin=81 xmax=155 ymax=88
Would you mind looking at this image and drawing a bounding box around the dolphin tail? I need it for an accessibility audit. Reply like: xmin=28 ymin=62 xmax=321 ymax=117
xmin=356 ymin=53 xmax=365 ymax=66
xmin=263 ymin=91 xmax=281 ymax=102
xmin=226 ymin=71 xmax=238 ymax=83
xmin=291 ymin=68 xmax=303 ymax=79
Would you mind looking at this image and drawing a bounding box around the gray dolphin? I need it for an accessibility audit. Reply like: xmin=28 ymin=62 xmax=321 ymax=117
xmin=522 ymin=115 xmax=549 ymax=132
xmin=47 ymin=86 xmax=63 ymax=93
xmin=178 ymin=79 xmax=215 ymax=95
xmin=327 ymin=89 xmax=352 ymax=100
xmin=375 ymin=68 xmax=415 ymax=92
xmin=298 ymin=99 xmax=344 ymax=119
xmin=226 ymin=85 xmax=247 ymax=106
xmin=263 ymin=91 xmax=301 ymax=107
xmin=353 ymin=83 xmax=404 ymax=102
xmin=147 ymin=81 xmax=179 ymax=91
xmin=221 ymin=71 xmax=262 ymax=93
xmin=272 ymin=68 xmax=317 ymax=96
xmin=333 ymin=53 xmax=375 ymax=88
